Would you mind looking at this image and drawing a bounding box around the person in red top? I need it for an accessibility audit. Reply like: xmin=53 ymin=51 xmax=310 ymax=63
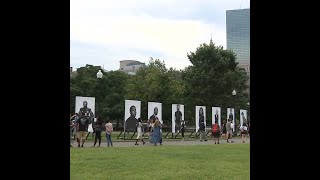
xmin=212 ymin=121 xmax=221 ymax=144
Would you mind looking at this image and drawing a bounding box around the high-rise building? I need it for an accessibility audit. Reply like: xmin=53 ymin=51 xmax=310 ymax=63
xmin=226 ymin=8 xmax=250 ymax=93
xmin=226 ymin=8 xmax=250 ymax=69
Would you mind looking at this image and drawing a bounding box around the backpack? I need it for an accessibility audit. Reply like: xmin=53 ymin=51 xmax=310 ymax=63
xmin=212 ymin=124 xmax=219 ymax=133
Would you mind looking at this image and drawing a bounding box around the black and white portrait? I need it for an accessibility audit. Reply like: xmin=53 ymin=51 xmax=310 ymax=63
xmin=75 ymin=96 xmax=95 ymax=132
xmin=148 ymin=102 xmax=162 ymax=124
xmin=195 ymin=106 xmax=206 ymax=132
xmin=124 ymin=100 xmax=141 ymax=132
xmin=212 ymin=107 xmax=221 ymax=127
xmin=240 ymin=109 xmax=247 ymax=126
xmin=172 ymin=104 xmax=184 ymax=133
xmin=227 ymin=108 xmax=235 ymax=132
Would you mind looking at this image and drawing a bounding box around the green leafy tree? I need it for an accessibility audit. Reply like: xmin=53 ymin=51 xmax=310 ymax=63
xmin=183 ymin=42 xmax=249 ymax=126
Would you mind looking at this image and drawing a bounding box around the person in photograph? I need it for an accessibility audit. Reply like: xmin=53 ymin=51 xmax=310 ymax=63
xmin=78 ymin=101 xmax=94 ymax=123
xmin=151 ymin=119 xmax=162 ymax=146
xmin=92 ymin=116 xmax=102 ymax=147
xmin=240 ymin=123 xmax=248 ymax=143
xmin=149 ymin=107 xmax=159 ymax=123
xmin=241 ymin=112 xmax=247 ymax=125
xmin=228 ymin=109 xmax=234 ymax=121
xmin=125 ymin=105 xmax=137 ymax=132
xmin=211 ymin=121 xmax=221 ymax=144
xmin=135 ymin=118 xmax=145 ymax=145
xmin=198 ymin=107 xmax=204 ymax=126
xmin=214 ymin=109 xmax=219 ymax=123
xmin=76 ymin=112 xmax=90 ymax=147
xmin=175 ymin=104 xmax=182 ymax=132
xmin=105 ymin=119 xmax=113 ymax=147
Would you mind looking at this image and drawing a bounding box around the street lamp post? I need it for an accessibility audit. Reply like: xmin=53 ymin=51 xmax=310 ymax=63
xmin=96 ymin=70 xmax=103 ymax=117
xmin=232 ymin=90 xmax=237 ymax=135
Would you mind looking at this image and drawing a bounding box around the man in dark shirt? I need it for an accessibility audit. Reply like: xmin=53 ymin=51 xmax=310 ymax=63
xmin=149 ymin=107 xmax=158 ymax=123
xmin=76 ymin=112 xmax=89 ymax=147
xmin=229 ymin=110 xmax=234 ymax=121
xmin=125 ymin=105 xmax=137 ymax=132
xmin=78 ymin=101 xmax=94 ymax=124
xmin=175 ymin=104 xmax=182 ymax=132
xmin=241 ymin=112 xmax=247 ymax=125
xmin=214 ymin=110 xmax=219 ymax=123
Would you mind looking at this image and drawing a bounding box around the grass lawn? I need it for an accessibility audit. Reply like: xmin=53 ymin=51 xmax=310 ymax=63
xmin=70 ymin=143 xmax=249 ymax=180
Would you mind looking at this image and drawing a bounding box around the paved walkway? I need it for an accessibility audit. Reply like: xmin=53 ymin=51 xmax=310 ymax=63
xmin=70 ymin=137 xmax=250 ymax=148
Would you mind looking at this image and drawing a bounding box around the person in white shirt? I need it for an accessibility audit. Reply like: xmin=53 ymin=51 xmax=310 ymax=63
xmin=240 ymin=123 xmax=248 ymax=143
xmin=135 ymin=118 xmax=145 ymax=145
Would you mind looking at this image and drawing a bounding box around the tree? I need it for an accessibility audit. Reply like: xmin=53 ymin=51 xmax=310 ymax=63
xmin=125 ymin=58 xmax=183 ymax=124
xmin=183 ymin=42 xmax=249 ymax=125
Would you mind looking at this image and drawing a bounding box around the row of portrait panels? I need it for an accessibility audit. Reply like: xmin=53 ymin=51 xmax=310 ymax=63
xmin=74 ymin=97 xmax=247 ymax=133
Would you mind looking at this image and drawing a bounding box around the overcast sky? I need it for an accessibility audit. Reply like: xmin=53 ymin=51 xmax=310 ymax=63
xmin=70 ymin=0 xmax=250 ymax=71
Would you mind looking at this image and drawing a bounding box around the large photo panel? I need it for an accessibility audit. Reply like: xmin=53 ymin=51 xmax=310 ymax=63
xmin=240 ymin=109 xmax=247 ymax=126
xmin=172 ymin=104 xmax=184 ymax=133
xmin=124 ymin=100 xmax=141 ymax=132
xmin=212 ymin=107 xmax=221 ymax=126
xmin=148 ymin=102 xmax=162 ymax=124
xmin=227 ymin=108 xmax=235 ymax=132
xmin=75 ymin=96 xmax=96 ymax=133
xmin=75 ymin=96 xmax=95 ymax=115
xmin=195 ymin=106 xmax=206 ymax=132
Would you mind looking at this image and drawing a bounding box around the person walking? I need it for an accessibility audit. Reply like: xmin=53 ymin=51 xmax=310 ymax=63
xmin=226 ymin=119 xmax=234 ymax=143
xmin=92 ymin=116 xmax=102 ymax=147
xmin=240 ymin=123 xmax=248 ymax=143
xmin=151 ymin=119 xmax=162 ymax=146
xmin=135 ymin=118 xmax=145 ymax=145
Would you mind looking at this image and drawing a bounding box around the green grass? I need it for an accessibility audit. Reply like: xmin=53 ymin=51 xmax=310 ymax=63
xmin=70 ymin=143 xmax=250 ymax=180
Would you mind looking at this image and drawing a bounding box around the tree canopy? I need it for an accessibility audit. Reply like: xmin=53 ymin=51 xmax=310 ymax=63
xmin=70 ymin=42 xmax=249 ymax=128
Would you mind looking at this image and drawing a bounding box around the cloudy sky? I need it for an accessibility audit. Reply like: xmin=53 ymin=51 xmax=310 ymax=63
xmin=70 ymin=0 xmax=250 ymax=71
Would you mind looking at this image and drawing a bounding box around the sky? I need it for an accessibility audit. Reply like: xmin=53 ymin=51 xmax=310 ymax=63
xmin=70 ymin=0 xmax=250 ymax=71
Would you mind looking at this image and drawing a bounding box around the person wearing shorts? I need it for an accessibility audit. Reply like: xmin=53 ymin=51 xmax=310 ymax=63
xmin=212 ymin=121 xmax=221 ymax=144
xmin=135 ymin=118 xmax=145 ymax=145
xmin=76 ymin=112 xmax=89 ymax=147
xmin=240 ymin=123 xmax=248 ymax=143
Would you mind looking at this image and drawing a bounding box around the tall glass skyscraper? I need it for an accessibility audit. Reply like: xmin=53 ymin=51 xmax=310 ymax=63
xmin=226 ymin=8 xmax=250 ymax=64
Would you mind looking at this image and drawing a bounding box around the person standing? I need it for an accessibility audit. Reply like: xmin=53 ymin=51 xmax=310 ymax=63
xmin=70 ymin=119 xmax=74 ymax=147
xmin=199 ymin=120 xmax=207 ymax=141
xmin=135 ymin=118 xmax=145 ymax=145
xmin=76 ymin=112 xmax=89 ymax=147
xmin=175 ymin=104 xmax=182 ymax=132
xmin=214 ymin=110 xmax=219 ymax=123
xmin=105 ymin=119 xmax=113 ymax=147
xmin=181 ymin=120 xmax=185 ymax=141
xmin=92 ymin=116 xmax=102 ymax=147
xmin=212 ymin=121 xmax=221 ymax=144
xmin=226 ymin=119 xmax=234 ymax=143
xmin=240 ymin=123 xmax=248 ymax=143
xmin=125 ymin=106 xmax=138 ymax=132
xmin=221 ymin=120 xmax=227 ymax=140
xmin=151 ymin=119 xmax=162 ymax=146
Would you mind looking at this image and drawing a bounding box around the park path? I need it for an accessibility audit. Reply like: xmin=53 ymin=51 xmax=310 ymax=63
xmin=71 ymin=137 xmax=250 ymax=148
